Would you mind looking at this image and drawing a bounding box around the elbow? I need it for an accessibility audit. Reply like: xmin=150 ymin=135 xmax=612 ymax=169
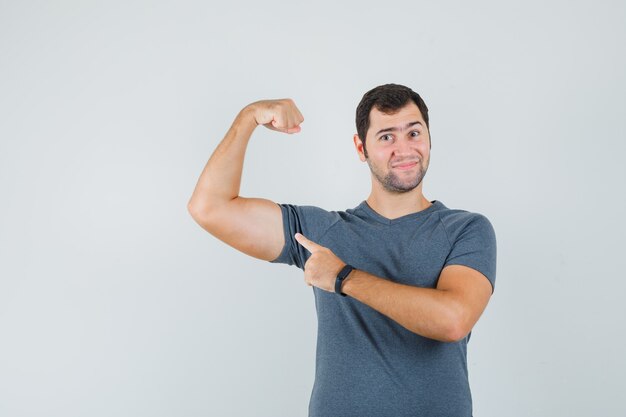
xmin=187 ymin=201 xmax=200 ymax=217
xmin=441 ymin=323 xmax=470 ymax=343
xmin=188 ymin=195 xmax=236 ymax=220
xmin=187 ymin=202 xmax=217 ymax=228
xmin=187 ymin=202 xmax=203 ymax=221
xmin=436 ymin=310 xmax=472 ymax=343
xmin=187 ymin=196 xmax=218 ymax=219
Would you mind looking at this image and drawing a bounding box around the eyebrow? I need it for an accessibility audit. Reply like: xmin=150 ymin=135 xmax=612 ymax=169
xmin=375 ymin=121 xmax=422 ymax=137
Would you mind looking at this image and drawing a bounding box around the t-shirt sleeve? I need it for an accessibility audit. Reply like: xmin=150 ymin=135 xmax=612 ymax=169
xmin=269 ymin=203 xmax=339 ymax=270
xmin=443 ymin=213 xmax=498 ymax=292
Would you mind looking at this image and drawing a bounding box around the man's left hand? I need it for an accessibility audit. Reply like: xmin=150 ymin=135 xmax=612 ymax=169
xmin=294 ymin=233 xmax=346 ymax=292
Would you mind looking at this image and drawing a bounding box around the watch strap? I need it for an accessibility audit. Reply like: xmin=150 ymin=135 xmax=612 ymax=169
xmin=335 ymin=264 xmax=355 ymax=297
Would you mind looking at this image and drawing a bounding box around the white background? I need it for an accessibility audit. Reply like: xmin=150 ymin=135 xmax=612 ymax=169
xmin=1 ymin=0 xmax=625 ymax=416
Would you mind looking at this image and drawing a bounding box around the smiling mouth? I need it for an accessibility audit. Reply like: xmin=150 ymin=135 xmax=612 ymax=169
xmin=392 ymin=162 xmax=418 ymax=170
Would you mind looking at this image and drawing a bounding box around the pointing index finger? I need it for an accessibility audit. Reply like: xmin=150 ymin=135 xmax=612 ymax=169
xmin=294 ymin=233 xmax=321 ymax=253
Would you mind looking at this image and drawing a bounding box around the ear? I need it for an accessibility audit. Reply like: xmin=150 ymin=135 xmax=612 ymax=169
xmin=353 ymin=134 xmax=367 ymax=162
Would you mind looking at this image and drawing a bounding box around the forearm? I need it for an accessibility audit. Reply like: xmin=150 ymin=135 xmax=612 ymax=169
xmin=188 ymin=106 xmax=257 ymax=212
xmin=342 ymin=269 xmax=465 ymax=342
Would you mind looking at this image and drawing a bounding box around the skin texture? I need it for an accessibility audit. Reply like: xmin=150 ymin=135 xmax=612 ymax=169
xmin=188 ymin=98 xmax=492 ymax=343
xmin=187 ymin=99 xmax=302 ymax=261
xmin=355 ymin=102 xmax=433 ymax=219
xmin=362 ymin=106 xmax=430 ymax=195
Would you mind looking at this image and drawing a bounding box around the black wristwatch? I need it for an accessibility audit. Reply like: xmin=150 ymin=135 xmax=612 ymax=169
xmin=335 ymin=264 xmax=355 ymax=297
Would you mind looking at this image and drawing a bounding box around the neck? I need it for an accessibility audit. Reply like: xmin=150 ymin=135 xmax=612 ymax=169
xmin=366 ymin=182 xmax=432 ymax=220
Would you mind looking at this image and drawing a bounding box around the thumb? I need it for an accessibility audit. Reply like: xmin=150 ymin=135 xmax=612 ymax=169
xmin=286 ymin=125 xmax=301 ymax=134
xmin=272 ymin=120 xmax=302 ymax=134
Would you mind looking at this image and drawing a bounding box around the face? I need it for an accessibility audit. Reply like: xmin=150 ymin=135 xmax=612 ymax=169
xmin=354 ymin=102 xmax=430 ymax=193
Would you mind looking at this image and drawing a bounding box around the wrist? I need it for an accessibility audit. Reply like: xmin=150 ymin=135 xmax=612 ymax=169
xmin=335 ymin=265 xmax=356 ymax=296
xmin=235 ymin=105 xmax=260 ymax=129
xmin=340 ymin=268 xmax=358 ymax=295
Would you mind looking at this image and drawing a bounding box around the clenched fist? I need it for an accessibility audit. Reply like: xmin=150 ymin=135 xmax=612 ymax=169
xmin=246 ymin=98 xmax=304 ymax=134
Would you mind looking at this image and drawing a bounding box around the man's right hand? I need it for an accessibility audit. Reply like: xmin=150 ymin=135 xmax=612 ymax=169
xmin=188 ymin=97 xmax=305 ymax=261
xmin=246 ymin=98 xmax=305 ymax=134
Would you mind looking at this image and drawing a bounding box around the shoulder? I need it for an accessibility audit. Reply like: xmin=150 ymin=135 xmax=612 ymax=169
xmin=435 ymin=205 xmax=496 ymax=247
xmin=436 ymin=204 xmax=498 ymax=289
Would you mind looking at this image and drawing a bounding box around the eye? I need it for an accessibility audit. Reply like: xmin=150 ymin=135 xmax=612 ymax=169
xmin=410 ymin=130 xmax=420 ymax=137
xmin=380 ymin=134 xmax=393 ymax=142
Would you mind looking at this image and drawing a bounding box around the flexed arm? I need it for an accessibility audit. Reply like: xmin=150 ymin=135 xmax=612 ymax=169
xmin=187 ymin=99 xmax=304 ymax=261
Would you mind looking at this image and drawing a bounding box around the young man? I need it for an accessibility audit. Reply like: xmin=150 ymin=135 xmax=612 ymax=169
xmin=188 ymin=84 xmax=497 ymax=417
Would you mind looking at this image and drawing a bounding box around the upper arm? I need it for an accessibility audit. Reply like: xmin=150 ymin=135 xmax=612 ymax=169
xmin=436 ymin=264 xmax=493 ymax=339
xmin=188 ymin=197 xmax=285 ymax=262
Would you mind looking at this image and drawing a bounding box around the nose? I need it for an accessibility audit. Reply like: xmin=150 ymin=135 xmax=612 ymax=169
xmin=393 ymin=135 xmax=417 ymax=156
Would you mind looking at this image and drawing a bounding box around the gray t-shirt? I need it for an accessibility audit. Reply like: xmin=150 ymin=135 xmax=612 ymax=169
xmin=270 ymin=199 xmax=497 ymax=417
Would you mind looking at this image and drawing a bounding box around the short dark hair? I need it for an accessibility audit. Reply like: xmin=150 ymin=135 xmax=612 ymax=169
xmin=355 ymin=83 xmax=430 ymax=157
